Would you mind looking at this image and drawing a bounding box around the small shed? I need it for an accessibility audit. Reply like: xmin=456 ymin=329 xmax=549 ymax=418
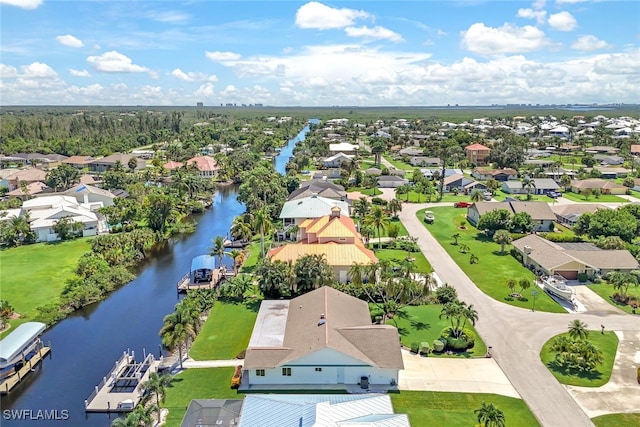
xmin=190 ymin=255 xmax=216 ymax=283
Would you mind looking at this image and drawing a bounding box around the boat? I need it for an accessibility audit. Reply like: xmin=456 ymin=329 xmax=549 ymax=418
xmin=543 ymin=275 xmax=575 ymax=302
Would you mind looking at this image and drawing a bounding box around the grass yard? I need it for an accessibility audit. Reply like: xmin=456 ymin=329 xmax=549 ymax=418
xmin=368 ymin=217 xmax=409 ymax=238
xmin=387 ymin=305 xmax=487 ymax=358
xmin=493 ymin=189 xmax=547 ymax=202
xmin=418 ymin=207 xmax=565 ymax=313
xmin=347 ymin=187 xmax=383 ymax=196
xmin=587 ymin=283 xmax=640 ymax=315
xmin=382 ymin=155 xmax=415 ymax=171
xmin=189 ymin=301 xmax=258 ymax=360
xmin=0 ymin=238 xmax=92 ymax=337
xmin=561 ymin=192 xmax=627 ymax=203
xmin=374 ymin=248 xmax=432 ymax=273
xmin=540 ymin=331 xmax=619 ymax=387
xmin=239 ymin=241 xmax=262 ymax=274
xmin=390 ymin=391 xmax=539 ymax=427
xmin=162 ymin=368 xmax=240 ymax=427
xmin=592 ymin=413 xmax=640 ymax=427
xmin=396 ymin=191 xmax=470 ymax=204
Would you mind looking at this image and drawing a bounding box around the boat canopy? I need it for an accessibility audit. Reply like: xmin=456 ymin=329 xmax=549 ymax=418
xmin=0 ymin=322 xmax=46 ymax=367
xmin=191 ymin=255 xmax=216 ymax=273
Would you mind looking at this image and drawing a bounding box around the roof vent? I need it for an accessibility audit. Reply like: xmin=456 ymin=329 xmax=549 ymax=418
xmin=317 ymin=313 xmax=326 ymax=327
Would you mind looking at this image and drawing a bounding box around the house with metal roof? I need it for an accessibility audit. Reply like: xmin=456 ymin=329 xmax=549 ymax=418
xmin=237 ymin=394 xmax=409 ymax=427
xmin=512 ymin=234 xmax=639 ymax=280
xmin=280 ymin=194 xmax=350 ymax=226
xmin=243 ymin=287 xmax=404 ymax=391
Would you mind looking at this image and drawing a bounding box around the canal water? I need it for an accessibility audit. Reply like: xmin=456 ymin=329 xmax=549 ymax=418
xmin=0 ymin=121 xmax=316 ymax=426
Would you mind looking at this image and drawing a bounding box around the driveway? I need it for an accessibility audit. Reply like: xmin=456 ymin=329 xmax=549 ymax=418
xmin=399 ymin=349 xmax=520 ymax=398
xmin=398 ymin=203 xmax=639 ymax=427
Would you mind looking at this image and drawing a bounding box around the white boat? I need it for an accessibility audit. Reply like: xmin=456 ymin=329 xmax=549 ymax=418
xmin=543 ymin=275 xmax=575 ymax=302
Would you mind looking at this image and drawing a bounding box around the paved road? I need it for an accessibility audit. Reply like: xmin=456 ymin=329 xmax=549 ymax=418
xmin=398 ymin=203 xmax=640 ymax=427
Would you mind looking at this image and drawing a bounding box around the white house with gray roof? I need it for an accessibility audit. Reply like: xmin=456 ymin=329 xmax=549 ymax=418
xmin=242 ymin=287 xmax=404 ymax=390
xmin=279 ymin=195 xmax=350 ymax=226
xmin=501 ymin=178 xmax=560 ymax=195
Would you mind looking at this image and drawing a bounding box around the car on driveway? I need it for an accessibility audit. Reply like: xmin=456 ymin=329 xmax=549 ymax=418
xmin=547 ymin=191 xmax=561 ymax=199
xmin=454 ymin=201 xmax=471 ymax=208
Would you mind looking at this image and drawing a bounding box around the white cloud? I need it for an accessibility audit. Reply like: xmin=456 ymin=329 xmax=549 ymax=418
xmin=146 ymin=11 xmax=190 ymax=23
xmin=533 ymin=0 xmax=546 ymax=9
xmin=437 ymin=29 xmax=447 ymax=37
xmin=461 ymin=23 xmax=549 ymax=55
xmin=548 ymin=11 xmax=577 ymax=31
xmin=56 ymin=34 xmax=84 ymax=48
xmin=22 ymin=62 xmax=58 ymax=78
xmin=571 ymin=35 xmax=612 ymax=51
xmin=205 ymin=51 xmax=242 ymax=62
xmin=69 ymin=69 xmax=91 ymax=77
xmin=194 ymin=82 xmax=215 ymax=98
xmin=171 ymin=68 xmax=217 ymax=82
xmin=69 ymin=83 xmax=104 ymax=97
xmin=593 ymin=50 xmax=640 ymax=75
xmin=0 ymin=0 xmax=42 ymax=10
xmin=344 ymin=26 xmax=403 ymax=42
xmin=0 ymin=64 xmax=18 ymax=78
xmin=295 ymin=1 xmax=370 ymax=30
xmin=87 ymin=51 xmax=154 ymax=77
xmin=556 ymin=0 xmax=588 ymax=4
xmin=517 ymin=8 xmax=547 ymax=25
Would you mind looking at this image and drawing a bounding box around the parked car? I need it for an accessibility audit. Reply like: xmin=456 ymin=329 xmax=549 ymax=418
xmin=547 ymin=191 xmax=561 ymax=199
xmin=424 ymin=211 xmax=435 ymax=224
xmin=482 ymin=191 xmax=493 ymax=201
xmin=454 ymin=201 xmax=471 ymax=208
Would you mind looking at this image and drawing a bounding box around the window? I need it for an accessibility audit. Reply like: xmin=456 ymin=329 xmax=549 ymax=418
xmin=315 ymin=367 xmax=322 ymax=372
xmin=256 ymin=369 xmax=265 ymax=376
xmin=282 ymin=367 xmax=291 ymax=376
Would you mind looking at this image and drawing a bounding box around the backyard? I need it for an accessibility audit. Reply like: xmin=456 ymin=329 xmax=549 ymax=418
xmin=189 ymin=300 xmax=258 ymax=360
xmin=387 ymin=304 xmax=487 ymax=358
xmin=0 ymin=238 xmax=92 ymax=337
xmin=540 ymin=331 xmax=619 ymax=387
xmin=374 ymin=248 xmax=431 ymax=273
xmin=417 ymin=207 xmax=565 ymax=313
xmin=587 ymin=283 xmax=640 ymax=315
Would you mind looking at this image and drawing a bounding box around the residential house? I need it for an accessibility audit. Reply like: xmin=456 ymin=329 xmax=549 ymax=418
xmin=420 ymin=168 xmax=463 ymax=179
xmin=237 ymin=394 xmax=409 ymax=427
xmin=243 ymin=286 xmax=403 ymax=389
xmin=6 ymin=182 xmax=49 ymax=198
xmin=288 ymin=180 xmax=348 ymax=203
xmin=388 ymin=168 xmax=406 ymax=177
xmin=442 ymin=174 xmax=476 ymax=193
xmin=89 ymin=154 xmax=146 ymax=172
xmin=364 ymin=167 xmax=382 ymax=176
xmin=586 ymin=146 xmax=620 ymax=155
xmin=550 ymin=204 xmax=609 ymax=227
xmin=163 ymin=160 xmax=184 ymax=171
xmin=472 ymin=168 xmax=518 ymax=182
xmin=328 ymin=142 xmax=359 ymax=155
xmin=5 ymin=168 xmax=48 ymax=191
xmin=501 ymin=178 xmax=560 ymax=195
xmin=465 ymin=143 xmax=491 ymax=166
xmin=594 ymin=154 xmax=624 ymax=166
xmin=631 ymin=144 xmax=640 ymax=157
xmin=322 ymin=153 xmax=353 ymax=168
xmin=594 ymin=167 xmax=629 ymax=179
xmin=20 ymin=195 xmax=106 ymax=242
xmin=180 ymin=399 xmax=243 ymax=427
xmin=512 ymin=234 xmax=639 ymax=280
xmin=63 ymin=184 xmax=116 ymax=208
xmin=570 ymin=179 xmax=627 ymax=195
xmin=279 ymin=194 xmax=350 ymax=226
xmin=467 ymin=201 xmax=556 ymax=232
xmin=398 ymin=147 xmax=423 ymax=156
xmin=409 ymin=156 xmax=441 ymax=167
xmin=62 ymin=156 xmax=94 ymax=169
xmin=186 ymin=155 xmax=219 ymax=178
xmin=12 ymin=153 xmax=68 ymax=168
xmin=376 ymin=175 xmax=408 ymax=188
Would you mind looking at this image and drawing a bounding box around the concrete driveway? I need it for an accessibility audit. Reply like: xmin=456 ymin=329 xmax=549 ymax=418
xmin=398 ymin=349 xmax=520 ymax=398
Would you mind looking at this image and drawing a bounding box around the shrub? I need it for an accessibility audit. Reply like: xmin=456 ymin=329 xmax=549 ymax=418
xmin=410 ymin=342 xmax=420 ymax=354
xmin=432 ymin=339 xmax=445 ymax=352
xmin=419 ymin=342 xmax=431 ymax=356
xmin=577 ymin=272 xmax=588 ymax=283
xmin=542 ymin=233 xmax=585 ymax=243
xmin=461 ymin=328 xmax=476 ymax=348
xmin=510 ymin=248 xmax=523 ymax=262
xmin=371 ymin=197 xmax=386 ymax=205
xmin=447 ymin=336 xmax=468 ymax=350
xmin=435 ymin=285 xmax=458 ymax=304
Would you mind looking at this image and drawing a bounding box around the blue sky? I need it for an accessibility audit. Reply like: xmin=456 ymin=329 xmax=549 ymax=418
xmin=1 ymin=0 xmax=638 ymax=106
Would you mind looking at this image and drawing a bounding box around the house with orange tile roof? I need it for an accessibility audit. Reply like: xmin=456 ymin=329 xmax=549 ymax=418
xmin=465 ymin=143 xmax=491 ymax=166
xmin=185 ymin=155 xmax=219 ymax=178
xmin=163 ymin=160 xmax=184 ymax=170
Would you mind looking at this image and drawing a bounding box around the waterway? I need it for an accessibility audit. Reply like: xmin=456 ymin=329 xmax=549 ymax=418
xmin=0 ymin=120 xmax=316 ymax=426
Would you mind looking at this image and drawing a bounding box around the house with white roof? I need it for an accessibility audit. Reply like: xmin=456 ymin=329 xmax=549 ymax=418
xmin=322 ymin=152 xmax=353 ymax=168
xmin=243 ymin=287 xmax=404 ymax=390
xmin=328 ymin=142 xmax=359 ymax=155
xmin=279 ymin=194 xmax=349 ymax=226
xmin=21 ymin=195 xmax=106 ymax=242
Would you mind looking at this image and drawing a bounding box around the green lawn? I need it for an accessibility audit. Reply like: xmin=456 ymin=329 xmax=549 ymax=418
xmin=592 ymin=413 xmax=640 ymax=427
xmin=239 ymin=240 xmax=262 ymax=274
xmin=189 ymin=301 xmax=258 ymax=360
xmin=390 ymin=391 xmax=540 ymax=427
xmin=395 ymin=191 xmax=470 ymax=204
xmin=382 ymin=155 xmax=415 ymax=171
xmin=493 ymin=189 xmax=547 ymax=202
xmin=347 ymin=187 xmax=383 ymax=196
xmin=387 ymin=305 xmax=487 ymax=358
xmin=0 ymin=238 xmax=92 ymax=337
xmin=540 ymin=331 xmax=619 ymax=387
xmin=417 ymin=207 xmax=565 ymax=313
xmin=374 ymin=248 xmax=431 ymax=273
xmin=587 ymin=283 xmax=640 ymax=315
xmin=162 ymin=368 xmax=240 ymax=427
xmin=368 ymin=217 xmax=408 ymax=238
xmin=561 ymin=192 xmax=627 ymax=203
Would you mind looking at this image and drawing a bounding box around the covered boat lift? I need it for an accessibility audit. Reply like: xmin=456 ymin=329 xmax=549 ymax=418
xmin=1 ymin=322 xmax=51 ymax=393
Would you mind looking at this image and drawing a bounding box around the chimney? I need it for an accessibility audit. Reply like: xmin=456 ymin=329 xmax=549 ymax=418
xmin=330 ymin=206 xmax=341 ymax=218
xmin=523 ymin=245 xmax=531 ymax=264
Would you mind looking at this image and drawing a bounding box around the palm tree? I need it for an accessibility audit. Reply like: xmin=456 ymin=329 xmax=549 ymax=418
xmin=610 ymin=272 xmax=638 ymax=297
xmin=353 ymin=197 xmax=371 ymax=224
xmin=460 ymin=303 xmax=479 ymax=332
xmin=230 ymin=215 xmax=254 ymax=242
xmin=141 ymin=372 xmax=172 ymax=424
xmin=493 ymin=229 xmax=512 ymax=254
xmin=560 ymin=173 xmax=572 ymax=191
xmin=474 ymin=401 xmax=506 ymax=427
xmin=459 ymin=243 xmax=470 ymax=254
xmin=110 ymin=412 xmax=141 ymax=427
xmin=521 ymin=176 xmax=536 ymax=200
xmin=220 ymin=274 xmax=253 ymax=300
xmin=159 ymin=311 xmax=196 ymax=369
xmin=229 ymin=249 xmax=245 ymax=274
xmin=470 ymin=188 xmax=483 ymax=203
xmin=364 ymin=205 xmax=390 ymax=249
xmin=209 ymin=235 xmax=228 ymax=269
xmin=568 ymin=319 xmax=589 ymax=340
xmin=252 ymin=207 xmax=273 ymax=258
xmin=506 ymin=278 xmax=517 ymax=294
xmin=387 ymin=198 xmax=402 ymax=218
xmin=348 ymin=263 xmax=366 ymax=286
xmin=518 ymin=278 xmax=531 ymax=293
xmin=451 ymin=233 xmax=460 ymax=245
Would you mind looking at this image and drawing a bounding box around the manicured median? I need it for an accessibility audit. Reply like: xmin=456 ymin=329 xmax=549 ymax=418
xmin=417 ymin=207 xmax=564 ymax=313
xmin=592 ymin=413 xmax=640 ymax=427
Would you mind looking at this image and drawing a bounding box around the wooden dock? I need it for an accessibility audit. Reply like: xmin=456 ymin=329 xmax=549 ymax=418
xmin=176 ymin=268 xmax=234 ymax=293
xmin=84 ymin=350 xmax=159 ymax=413
xmin=0 ymin=346 xmax=51 ymax=395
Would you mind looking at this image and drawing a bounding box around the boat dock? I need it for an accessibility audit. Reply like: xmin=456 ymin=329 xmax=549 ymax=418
xmin=177 ymin=254 xmax=236 ymax=293
xmin=84 ymin=350 xmax=159 ymax=413
xmin=0 ymin=346 xmax=51 ymax=395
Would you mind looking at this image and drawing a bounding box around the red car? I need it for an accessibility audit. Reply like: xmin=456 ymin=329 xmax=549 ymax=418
xmin=454 ymin=201 xmax=471 ymax=208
